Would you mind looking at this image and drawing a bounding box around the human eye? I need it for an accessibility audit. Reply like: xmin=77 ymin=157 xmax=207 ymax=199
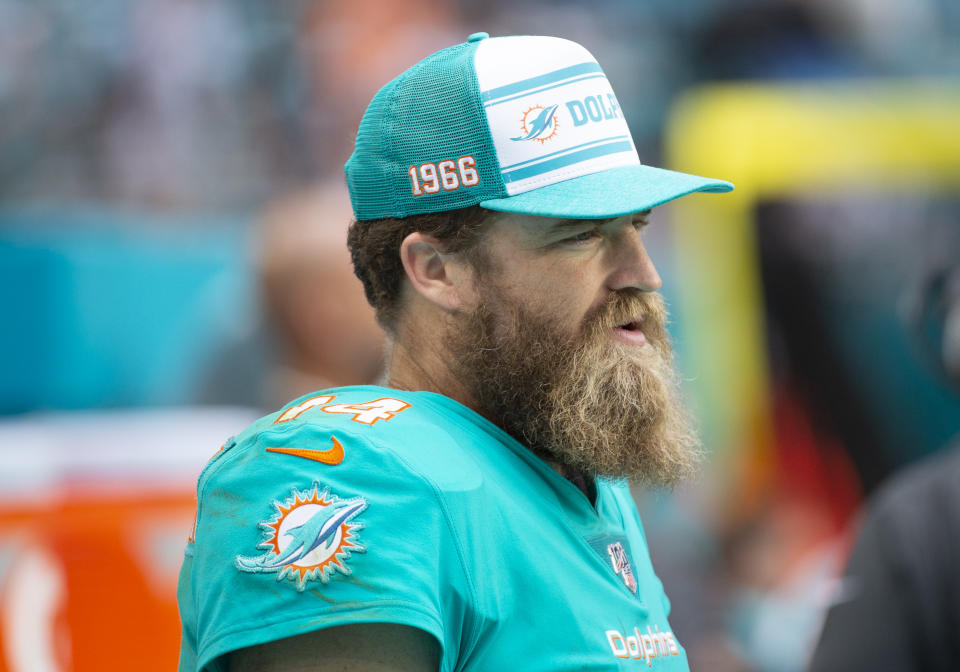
xmin=560 ymin=228 xmax=599 ymax=246
xmin=632 ymin=211 xmax=651 ymax=231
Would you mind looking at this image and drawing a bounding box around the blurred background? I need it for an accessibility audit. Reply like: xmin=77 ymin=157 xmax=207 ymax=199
xmin=1 ymin=1 xmax=958 ymax=670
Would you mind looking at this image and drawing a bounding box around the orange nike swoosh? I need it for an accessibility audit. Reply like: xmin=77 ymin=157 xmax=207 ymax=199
xmin=266 ymin=436 xmax=345 ymax=465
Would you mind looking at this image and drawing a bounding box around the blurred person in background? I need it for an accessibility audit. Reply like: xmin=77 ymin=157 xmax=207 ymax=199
xmin=196 ymin=183 xmax=385 ymax=410
xmin=178 ymin=32 xmax=732 ymax=671
xmin=808 ymin=251 xmax=960 ymax=672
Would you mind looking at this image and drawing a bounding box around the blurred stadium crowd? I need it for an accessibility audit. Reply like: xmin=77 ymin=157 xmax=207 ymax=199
xmin=0 ymin=1 xmax=958 ymax=671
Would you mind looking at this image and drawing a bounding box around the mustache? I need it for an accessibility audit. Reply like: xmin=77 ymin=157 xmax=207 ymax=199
xmin=586 ymin=290 xmax=669 ymax=338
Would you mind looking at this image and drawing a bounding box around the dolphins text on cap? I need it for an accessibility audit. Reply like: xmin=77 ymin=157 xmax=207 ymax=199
xmin=565 ymin=93 xmax=622 ymax=127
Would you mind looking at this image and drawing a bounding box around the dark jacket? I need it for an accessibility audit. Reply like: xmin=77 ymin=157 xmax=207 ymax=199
xmin=809 ymin=441 xmax=960 ymax=672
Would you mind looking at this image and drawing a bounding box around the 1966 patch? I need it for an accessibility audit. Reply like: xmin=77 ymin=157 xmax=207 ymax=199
xmin=236 ymin=482 xmax=367 ymax=591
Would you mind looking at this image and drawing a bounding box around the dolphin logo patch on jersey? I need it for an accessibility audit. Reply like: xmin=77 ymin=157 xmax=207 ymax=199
xmin=511 ymin=104 xmax=560 ymax=143
xmin=236 ymin=482 xmax=366 ymax=590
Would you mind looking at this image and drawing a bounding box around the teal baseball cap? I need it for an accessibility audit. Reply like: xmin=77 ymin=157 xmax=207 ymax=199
xmin=345 ymin=33 xmax=732 ymax=221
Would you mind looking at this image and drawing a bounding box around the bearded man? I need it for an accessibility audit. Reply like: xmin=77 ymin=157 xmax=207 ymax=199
xmin=177 ymin=33 xmax=732 ymax=672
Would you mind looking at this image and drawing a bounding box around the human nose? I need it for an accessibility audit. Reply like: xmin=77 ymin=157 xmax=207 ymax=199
xmin=605 ymin=225 xmax=662 ymax=292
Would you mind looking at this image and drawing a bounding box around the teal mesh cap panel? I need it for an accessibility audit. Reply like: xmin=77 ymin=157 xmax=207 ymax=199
xmin=345 ymin=41 xmax=507 ymax=221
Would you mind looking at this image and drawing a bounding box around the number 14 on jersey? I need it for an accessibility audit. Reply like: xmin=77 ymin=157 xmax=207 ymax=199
xmin=275 ymin=396 xmax=411 ymax=426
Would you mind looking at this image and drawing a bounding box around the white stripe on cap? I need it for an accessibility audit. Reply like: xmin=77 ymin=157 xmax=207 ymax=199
xmin=474 ymin=36 xmax=640 ymax=197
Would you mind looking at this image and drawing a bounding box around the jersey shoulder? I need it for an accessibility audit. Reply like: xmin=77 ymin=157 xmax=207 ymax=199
xmin=198 ymin=385 xmax=492 ymax=499
xmin=185 ymin=386 xmax=481 ymax=671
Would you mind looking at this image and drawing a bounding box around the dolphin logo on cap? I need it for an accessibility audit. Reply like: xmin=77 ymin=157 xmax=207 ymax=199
xmin=511 ymin=104 xmax=559 ymax=142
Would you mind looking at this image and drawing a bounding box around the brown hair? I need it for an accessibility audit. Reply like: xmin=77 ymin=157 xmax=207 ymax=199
xmin=346 ymin=205 xmax=491 ymax=333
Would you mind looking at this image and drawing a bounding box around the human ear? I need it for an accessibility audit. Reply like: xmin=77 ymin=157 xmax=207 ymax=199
xmin=399 ymin=232 xmax=470 ymax=312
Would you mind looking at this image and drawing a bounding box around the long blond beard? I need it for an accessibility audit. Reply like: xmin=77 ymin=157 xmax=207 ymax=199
xmin=447 ymin=288 xmax=701 ymax=487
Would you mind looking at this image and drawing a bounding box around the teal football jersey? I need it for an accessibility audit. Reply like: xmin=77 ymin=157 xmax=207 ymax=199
xmin=178 ymin=385 xmax=689 ymax=671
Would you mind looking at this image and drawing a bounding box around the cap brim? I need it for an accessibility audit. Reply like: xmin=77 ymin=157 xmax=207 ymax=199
xmin=479 ymin=164 xmax=733 ymax=219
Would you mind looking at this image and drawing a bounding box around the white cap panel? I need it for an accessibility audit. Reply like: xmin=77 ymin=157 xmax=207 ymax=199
xmin=474 ymin=36 xmax=640 ymax=196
